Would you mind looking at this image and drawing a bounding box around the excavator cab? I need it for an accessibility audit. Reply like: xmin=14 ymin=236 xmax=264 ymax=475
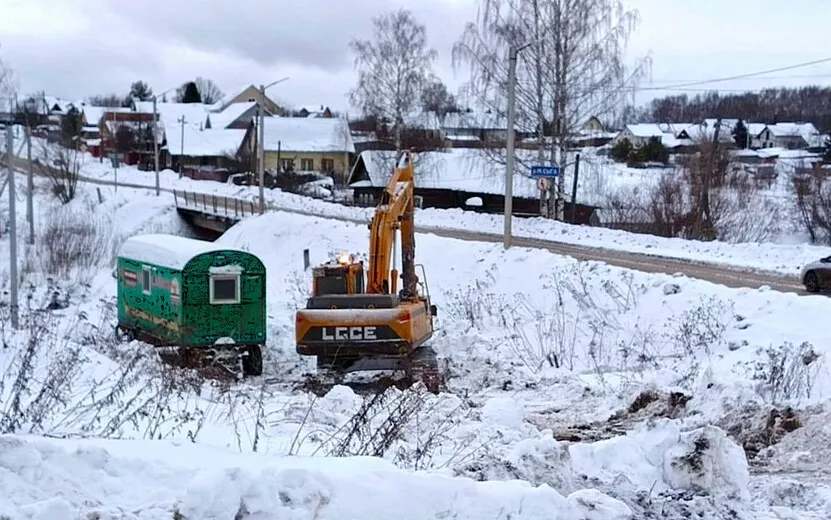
xmin=310 ymin=254 xmax=365 ymax=296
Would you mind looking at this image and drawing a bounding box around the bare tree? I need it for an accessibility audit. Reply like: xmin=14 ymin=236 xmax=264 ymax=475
xmin=421 ymin=77 xmax=459 ymax=118
xmin=452 ymin=0 xmax=651 ymax=219
xmin=794 ymin=168 xmax=831 ymax=244
xmin=0 ymin=45 xmax=17 ymax=117
xmin=195 ymin=77 xmax=224 ymax=105
xmin=349 ymin=9 xmax=438 ymax=150
xmin=36 ymin=142 xmax=83 ymax=204
xmin=87 ymin=94 xmax=129 ymax=108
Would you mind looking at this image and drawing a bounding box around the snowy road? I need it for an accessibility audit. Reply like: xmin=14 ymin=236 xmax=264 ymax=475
xmin=1 ymin=156 xmax=809 ymax=294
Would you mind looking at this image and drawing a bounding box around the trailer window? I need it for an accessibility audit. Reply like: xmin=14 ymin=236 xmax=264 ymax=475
xmin=210 ymin=274 xmax=240 ymax=304
xmin=142 ymin=266 xmax=152 ymax=295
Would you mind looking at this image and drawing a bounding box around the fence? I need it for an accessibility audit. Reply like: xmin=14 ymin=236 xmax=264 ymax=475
xmin=173 ymin=189 xmax=261 ymax=220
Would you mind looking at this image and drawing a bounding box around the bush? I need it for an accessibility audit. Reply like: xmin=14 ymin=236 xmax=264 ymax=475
xmin=36 ymin=205 xmax=113 ymax=280
xmin=610 ymin=138 xmax=633 ymax=163
xmin=631 ymin=136 xmax=669 ymax=164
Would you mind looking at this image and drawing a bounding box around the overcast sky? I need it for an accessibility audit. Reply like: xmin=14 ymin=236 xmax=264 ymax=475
xmin=1 ymin=0 xmax=830 ymax=113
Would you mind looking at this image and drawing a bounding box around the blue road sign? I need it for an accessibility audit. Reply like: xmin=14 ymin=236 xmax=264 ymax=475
xmin=531 ymin=165 xmax=560 ymax=178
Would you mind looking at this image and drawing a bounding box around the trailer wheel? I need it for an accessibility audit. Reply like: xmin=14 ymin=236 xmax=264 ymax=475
xmin=243 ymin=345 xmax=263 ymax=376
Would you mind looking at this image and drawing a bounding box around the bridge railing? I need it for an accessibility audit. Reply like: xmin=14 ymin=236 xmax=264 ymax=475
xmin=173 ymin=189 xmax=262 ymax=219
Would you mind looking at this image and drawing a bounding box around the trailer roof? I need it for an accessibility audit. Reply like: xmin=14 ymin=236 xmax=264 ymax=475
xmin=117 ymin=234 xmax=247 ymax=270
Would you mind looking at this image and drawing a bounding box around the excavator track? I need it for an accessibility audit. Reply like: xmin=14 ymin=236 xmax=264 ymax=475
xmin=294 ymin=346 xmax=444 ymax=396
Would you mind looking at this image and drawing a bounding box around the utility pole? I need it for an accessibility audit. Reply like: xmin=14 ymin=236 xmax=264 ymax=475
xmin=258 ymin=84 xmax=266 ymax=213
xmin=26 ymin=126 xmax=33 ymax=245
xmin=177 ymin=115 xmax=186 ymax=178
xmin=570 ymin=154 xmax=580 ymax=224
xmin=6 ymin=126 xmax=18 ymax=328
xmin=152 ymin=95 xmax=160 ymax=195
xmin=255 ymin=77 xmax=289 ymax=214
xmin=503 ymin=45 xmax=519 ymax=250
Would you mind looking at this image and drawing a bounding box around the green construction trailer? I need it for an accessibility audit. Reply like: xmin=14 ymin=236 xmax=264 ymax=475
xmin=115 ymin=233 xmax=267 ymax=376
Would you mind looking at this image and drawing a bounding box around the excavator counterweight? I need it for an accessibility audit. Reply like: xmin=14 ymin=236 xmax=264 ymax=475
xmin=294 ymin=151 xmax=441 ymax=393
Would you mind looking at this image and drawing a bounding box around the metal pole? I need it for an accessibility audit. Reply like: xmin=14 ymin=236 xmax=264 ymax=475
xmin=570 ymin=153 xmax=580 ymax=224
xmin=6 ymin=126 xmax=18 ymax=328
xmin=178 ymin=115 xmax=186 ymax=178
xmin=503 ymin=46 xmax=518 ymax=250
xmin=26 ymin=126 xmax=34 ymax=245
xmin=258 ymin=84 xmax=265 ymax=213
xmin=153 ymin=95 xmax=160 ymax=195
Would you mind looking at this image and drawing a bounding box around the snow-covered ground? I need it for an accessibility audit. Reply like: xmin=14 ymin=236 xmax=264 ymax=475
xmin=0 ymin=177 xmax=830 ymax=517
xmin=4 ymin=128 xmax=830 ymax=277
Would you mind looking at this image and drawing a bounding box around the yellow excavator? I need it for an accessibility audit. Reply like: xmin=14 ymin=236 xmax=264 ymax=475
xmin=294 ymin=150 xmax=441 ymax=392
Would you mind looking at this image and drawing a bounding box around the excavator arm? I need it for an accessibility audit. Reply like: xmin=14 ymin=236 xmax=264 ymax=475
xmin=367 ymin=151 xmax=418 ymax=300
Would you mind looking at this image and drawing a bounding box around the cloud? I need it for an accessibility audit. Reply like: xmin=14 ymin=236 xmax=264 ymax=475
xmin=99 ymin=0 xmax=473 ymax=73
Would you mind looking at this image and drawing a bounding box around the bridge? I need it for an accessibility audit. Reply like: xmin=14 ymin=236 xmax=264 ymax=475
xmin=173 ymin=189 xmax=262 ymax=239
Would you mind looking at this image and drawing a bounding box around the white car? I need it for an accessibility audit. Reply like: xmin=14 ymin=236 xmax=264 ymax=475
xmin=800 ymin=256 xmax=831 ymax=293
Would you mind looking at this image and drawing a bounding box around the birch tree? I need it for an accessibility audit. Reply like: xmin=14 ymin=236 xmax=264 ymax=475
xmin=348 ymin=9 xmax=438 ymax=150
xmin=0 ymin=46 xmax=18 ymax=118
xmin=452 ymin=0 xmax=650 ymax=219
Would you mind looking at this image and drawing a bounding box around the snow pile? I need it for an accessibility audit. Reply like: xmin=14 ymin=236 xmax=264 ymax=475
xmin=0 ymin=434 xmax=632 ymax=520
xmin=570 ymin=421 xmax=749 ymax=502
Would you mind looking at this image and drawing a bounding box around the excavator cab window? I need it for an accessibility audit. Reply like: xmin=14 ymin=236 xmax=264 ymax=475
xmin=315 ymin=272 xmax=348 ymax=295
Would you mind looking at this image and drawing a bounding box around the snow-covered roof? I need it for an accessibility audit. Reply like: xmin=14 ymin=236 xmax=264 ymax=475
xmin=208 ymin=101 xmax=259 ymax=129
xmin=297 ymin=104 xmax=330 ymax=115
xmin=404 ymin=111 xmax=442 ymax=130
xmin=261 ymin=116 xmax=354 ymax=153
xmin=117 ymin=234 xmax=247 ymax=271
xmin=163 ymin=123 xmax=248 ymax=157
xmin=440 ymin=111 xmax=505 ymax=130
xmin=766 ymin=122 xmax=819 ymax=141
xmin=623 ymin=124 xmax=666 ymax=138
xmin=350 ymin=149 xmax=541 ymax=198
xmin=135 ymin=101 xmax=212 ymax=126
xmin=747 ymin=123 xmax=767 ymax=137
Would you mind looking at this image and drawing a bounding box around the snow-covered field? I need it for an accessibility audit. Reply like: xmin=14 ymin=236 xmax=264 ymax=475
xmin=0 ymin=177 xmax=830 ymax=517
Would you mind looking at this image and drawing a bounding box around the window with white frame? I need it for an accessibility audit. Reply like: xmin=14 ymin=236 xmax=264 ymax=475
xmin=300 ymin=158 xmax=314 ymax=170
xmin=210 ymin=273 xmax=241 ymax=304
xmin=142 ymin=266 xmax=152 ymax=295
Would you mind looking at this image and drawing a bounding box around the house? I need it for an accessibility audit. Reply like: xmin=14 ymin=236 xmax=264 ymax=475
xmin=260 ymin=116 xmax=355 ymax=183
xmin=614 ymin=124 xmax=686 ymax=149
xmin=572 ymin=116 xmax=616 ymax=147
xmin=100 ymin=110 xmax=159 ymax=166
xmin=162 ymin=120 xmax=255 ymax=178
xmin=439 ymin=110 xmax=508 ymax=148
xmin=581 ymin=116 xmax=605 ymax=133
xmin=346 ymin=148 xmax=599 ymax=224
xmin=214 ymin=84 xmax=285 ymax=116
xmin=206 ymin=101 xmax=272 ymax=129
xmin=766 ymin=122 xmax=820 ymax=150
xmin=79 ymin=125 xmax=102 ymax=157
xmin=295 ymin=105 xmax=334 ymax=118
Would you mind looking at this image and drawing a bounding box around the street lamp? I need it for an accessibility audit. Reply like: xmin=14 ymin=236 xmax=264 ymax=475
xmin=152 ymin=86 xmax=177 ymax=196
xmin=257 ymin=77 xmax=289 ymax=213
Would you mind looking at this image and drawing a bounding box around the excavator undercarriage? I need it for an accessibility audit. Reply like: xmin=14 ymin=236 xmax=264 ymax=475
xmin=294 ymin=151 xmax=444 ymax=394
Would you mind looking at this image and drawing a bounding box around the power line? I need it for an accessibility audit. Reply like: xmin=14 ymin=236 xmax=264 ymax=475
xmin=635 ymin=56 xmax=831 ymax=92
xmin=647 ymin=73 xmax=831 ymax=84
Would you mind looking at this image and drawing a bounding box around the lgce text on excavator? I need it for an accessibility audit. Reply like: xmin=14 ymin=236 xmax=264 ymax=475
xmin=294 ymin=150 xmax=442 ymax=393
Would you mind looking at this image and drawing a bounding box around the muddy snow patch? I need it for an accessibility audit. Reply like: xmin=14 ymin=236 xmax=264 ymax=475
xmin=570 ymin=420 xmax=749 ymax=501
